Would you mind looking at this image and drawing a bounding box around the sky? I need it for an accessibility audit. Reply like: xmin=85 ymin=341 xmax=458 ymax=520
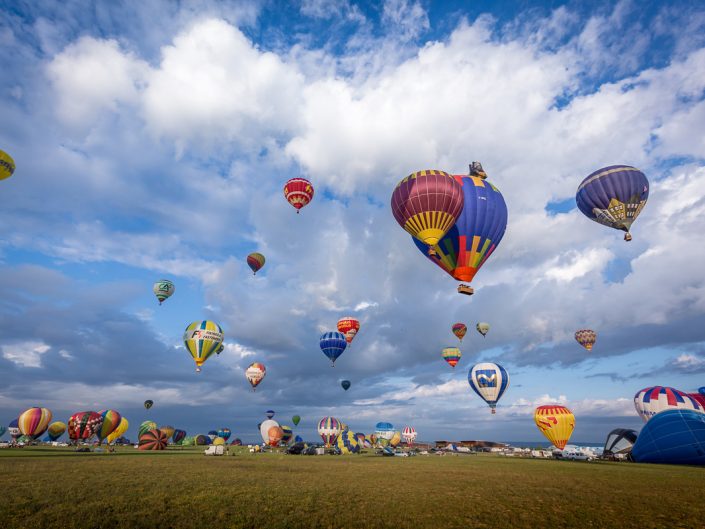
xmin=1 ymin=0 xmax=704 ymax=446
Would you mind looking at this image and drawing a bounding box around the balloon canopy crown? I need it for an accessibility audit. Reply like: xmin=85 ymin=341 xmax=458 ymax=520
xmin=469 ymin=162 xmax=487 ymax=179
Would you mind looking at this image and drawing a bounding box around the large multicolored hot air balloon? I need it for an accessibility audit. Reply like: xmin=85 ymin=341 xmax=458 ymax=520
xmin=292 ymin=415 xmax=301 ymax=426
xmin=468 ymin=362 xmax=509 ymax=413
xmin=374 ymin=422 xmax=394 ymax=441
xmin=247 ymin=253 xmax=266 ymax=275
xmin=68 ymin=412 xmax=103 ymax=441
xmin=284 ymin=177 xmax=314 ymax=213
xmin=476 ymin=322 xmax=490 ymax=337
xmin=689 ymin=389 xmax=705 ymax=409
xmin=412 ymin=164 xmax=507 ymax=295
xmin=336 ymin=429 xmax=360 ymax=454
xmin=246 ymin=362 xmax=266 ymax=391
xmin=18 ymin=407 xmax=52 ymax=439
xmin=0 ymin=149 xmax=15 ymax=180
xmin=575 ymin=329 xmax=596 ymax=351
xmin=259 ymin=420 xmax=283 ymax=446
xmin=139 ymin=429 xmax=168 ymax=450
xmin=631 ymin=409 xmax=705 ymax=465
xmin=320 ymin=332 xmax=347 ymax=366
xmin=341 ymin=380 xmax=351 ymax=391
xmin=139 ymin=421 xmax=158 ymax=439
xmin=634 ymin=386 xmax=704 ymax=422
xmin=144 ymin=400 xmax=153 ymax=410
xmin=534 ymin=405 xmax=575 ymax=450
xmin=452 ymin=323 xmax=467 ymax=342
xmin=217 ymin=428 xmax=231 ymax=441
xmin=402 ymin=426 xmax=417 ymax=447
xmin=107 ymin=418 xmax=129 ymax=444
xmin=391 ymin=169 xmax=464 ymax=248
xmin=317 ymin=417 xmax=341 ymax=447
xmin=576 ymin=165 xmax=649 ymax=241
xmin=183 ymin=320 xmax=224 ymax=372
xmin=160 ymin=425 xmax=175 ymax=441
xmin=172 ymin=429 xmax=186 ymax=444
xmin=337 ymin=317 xmax=361 ymax=345
xmin=153 ymin=279 xmax=175 ymax=305
xmin=442 ymin=347 xmax=462 ymax=369
xmin=97 ymin=410 xmax=122 ymax=443
xmin=47 ymin=422 xmax=67 ymax=442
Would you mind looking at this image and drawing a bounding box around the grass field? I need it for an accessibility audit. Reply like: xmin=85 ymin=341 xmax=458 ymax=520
xmin=1 ymin=447 xmax=704 ymax=529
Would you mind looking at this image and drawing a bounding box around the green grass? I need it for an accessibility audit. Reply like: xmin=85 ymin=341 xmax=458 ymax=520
xmin=1 ymin=447 xmax=703 ymax=529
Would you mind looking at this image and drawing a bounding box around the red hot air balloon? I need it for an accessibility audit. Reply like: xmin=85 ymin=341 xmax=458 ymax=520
xmin=139 ymin=429 xmax=168 ymax=450
xmin=68 ymin=412 xmax=103 ymax=441
xmin=284 ymin=178 xmax=314 ymax=213
xmin=391 ymin=169 xmax=464 ymax=249
xmin=337 ymin=317 xmax=361 ymax=345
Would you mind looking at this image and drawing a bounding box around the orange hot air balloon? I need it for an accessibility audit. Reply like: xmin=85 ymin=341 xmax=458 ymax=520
xmin=284 ymin=177 xmax=314 ymax=213
xmin=534 ymin=405 xmax=575 ymax=450
xmin=18 ymin=407 xmax=52 ymax=439
xmin=337 ymin=317 xmax=360 ymax=345
xmin=267 ymin=425 xmax=284 ymax=446
xmin=452 ymin=323 xmax=467 ymax=341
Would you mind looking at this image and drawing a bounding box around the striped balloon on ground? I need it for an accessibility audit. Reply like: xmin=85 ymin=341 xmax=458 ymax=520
xmin=97 ymin=410 xmax=122 ymax=443
xmin=18 ymin=407 xmax=52 ymax=439
xmin=534 ymin=405 xmax=575 ymax=450
xmin=336 ymin=429 xmax=360 ymax=454
xmin=402 ymin=426 xmax=417 ymax=446
xmin=576 ymin=165 xmax=649 ymax=241
xmin=172 ymin=429 xmax=186 ymax=444
xmin=68 ymin=412 xmax=103 ymax=441
xmin=634 ymin=386 xmax=704 ymax=422
xmin=139 ymin=421 xmax=158 ymax=439
xmin=139 ymin=429 xmax=168 ymax=450
xmin=317 ymin=417 xmax=341 ymax=447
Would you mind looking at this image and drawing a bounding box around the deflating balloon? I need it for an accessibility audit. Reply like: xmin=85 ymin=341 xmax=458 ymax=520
xmin=139 ymin=429 xmax=168 ymax=451
xmin=144 ymin=400 xmax=153 ymax=409
xmin=391 ymin=169 xmax=464 ymax=246
xmin=284 ymin=177 xmax=314 ymax=213
xmin=153 ymin=279 xmax=175 ymax=305
xmin=534 ymin=405 xmax=575 ymax=450
xmin=246 ymin=362 xmax=266 ymax=390
xmin=320 ymin=332 xmax=347 ymax=366
xmin=476 ymin=322 xmax=490 ymax=337
xmin=389 ymin=431 xmax=402 ymax=447
xmin=317 ymin=416 xmax=341 ymax=447
xmin=247 ymin=253 xmax=266 ymax=274
xmin=634 ymin=386 xmax=704 ymax=422
xmin=107 ymin=418 xmax=129 ymax=444
xmin=442 ymin=347 xmax=462 ymax=369
xmin=18 ymin=407 xmax=52 ymax=439
xmin=292 ymin=415 xmax=301 ymax=426
xmin=183 ymin=320 xmax=224 ymax=372
xmin=195 ymin=434 xmax=210 ymax=445
xmin=468 ymin=362 xmax=509 ymax=413
xmin=337 ymin=317 xmax=361 ymax=345
xmin=47 ymin=421 xmax=67 ymax=442
xmin=631 ymin=409 xmax=705 ymax=465
xmin=336 ymin=429 xmax=360 ymax=454
xmin=172 ymin=429 xmax=186 ymax=444
xmin=576 ymin=165 xmax=649 ymax=241
xmin=603 ymin=428 xmax=638 ymax=456
xmin=575 ymin=329 xmax=596 ymax=351
xmin=0 ymin=149 xmax=16 ymax=180
xmin=452 ymin=323 xmax=467 ymax=341
xmin=341 ymin=380 xmax=351 ymax=391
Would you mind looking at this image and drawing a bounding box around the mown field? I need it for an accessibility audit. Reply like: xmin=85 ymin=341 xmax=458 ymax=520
xmin=1 ymin=447 xmax=703 ymax=529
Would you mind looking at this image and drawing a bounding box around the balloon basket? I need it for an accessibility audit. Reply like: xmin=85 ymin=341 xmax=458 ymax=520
xmin=491 ymin=408 xmax=496 ymax=414
xmin=457 ymin=284 xmax=474 ymax=296
xmin=624 ymin=233 xmax=632 ymax=241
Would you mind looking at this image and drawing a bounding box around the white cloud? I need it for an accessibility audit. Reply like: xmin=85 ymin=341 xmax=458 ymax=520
xmin=673 ymin=353 xmax=705 ymax=370
xmin=2 ymin=341 xmax=51 ymax=368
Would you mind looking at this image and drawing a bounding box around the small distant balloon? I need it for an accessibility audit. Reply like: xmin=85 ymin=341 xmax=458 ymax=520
xmin=144 ymin=400 xmax=153 ymax=409
xmin=284 ymin=177 xmax=314 ymax=213
xmin=341 ymin=380 xmax=351 ymax=391
xmin=442 ymin=347 xmax=462 ymax=369
xmin=337 ymin=317 xmax=361 ymax=345
xmin=452 ymin=323 xmax=467 ymax=342
xmin=476 ymin=322 xmax=490 ymax=337
xmin=292 ymin=415 xmax=301 ymax=426
xmin=247 ymin=253 xmax=266 ymax=274
xmin=153 ymin=279 xmax=175 ymax=305
xmin=246 ymin=362 xmax=266 ymax=391
xmin=575 ymin=329 xmax=596 ymax=351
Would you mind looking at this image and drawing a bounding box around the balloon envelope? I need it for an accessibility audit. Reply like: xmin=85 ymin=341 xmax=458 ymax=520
xmin=172 ymin=429 xmax=186 ymax=444
xmin=534 ymin=405 xmax=575 ymax=450
xmin=183 ymin=320 xmax=224 ymax=372
xmin=476 ymin=322 xmax=490 ymax=337
xmin=284 ymin=177 xmax=314 ymax=212
xmin=442 ymin=347 xmax=462 ymax=369
xmin=0 ymin=149 xmax=16 ymax=180
xmin=47 ymin=421 xmax=67 ymax=442
xmin=266 ymin=410 xmax=275 ymax=419
xmin=452 ymin=323 xmax=467 ymax=341
xmin=139 ymin=421 xmax=158 ymax=439
xmin=153 ymin=279 xmax=175 ymax=304
xmin=247 ymin=253 xmax=265 ymax=274
xmin=575 ymin=329 xmax=596 ymax=351
xmin=374 ymin=422 xmax=394 ymax=440
xmin=317 ymin=417 xmax=341 ymax=446
xmin=292 ymin=415 xmax=301 ymax=426
xmin=320 ymin=332 xmax=347 ymax=365
xmin=603 ymin=428 xmax=638 ymax=456
xmin=159 ymin=425 xmax=175 ymax=441
xmin=68 ymin=412 xmax=103 ymax=441
xmin=97 ymin=410 xmax=122 ymax=442
xmin=341 ymin=380 xmax=351 ymax=391
xmin=468 ymin=362 xmax=509 ymax=413
xmin=631 ymin=409 xmax=705 ymax=465
xmin=18 ymin=407 xmax=52 ymax=439
xmin=246 ymin=362 xmax=266 ymax=390
xmin=336 ymin=429 xmax=360 ymax=454
xmin=402 ymin=426 xmax=417 ymax=446
xmin=107 ymin=418 xmax=129 ymax=444
xmin=217 ymin=428 xmax=231 ymax=441
xmin=337 ymin=317 xmax=361 ymax=345
xmin=634 ymin=386 xmax=704 ymax=422
xmin=139 ymin=429 xmax=168 ymax=451
xmin=144 ymin=400 xmax=153 ymax=409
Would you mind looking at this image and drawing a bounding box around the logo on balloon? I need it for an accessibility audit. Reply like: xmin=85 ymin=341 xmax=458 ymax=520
xmin=476 ymin=370 xmax=497 ymax=387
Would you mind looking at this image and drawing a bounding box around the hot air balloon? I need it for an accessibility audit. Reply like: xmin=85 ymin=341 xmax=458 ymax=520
xmin=0 ymin=149 xmax=15 ymax=180
xmin=183 ymin=320 xmax=224 ymax=372
xmin=389 ymin=431 xmax=402 ymax=447
xmin=442 ymin=347 xmax=462 ymax=369
xmin=317 ymin=417 xmax=341 ymax=447
xmin=207 ymin=431 xmax=218 ymax=441
xmin=194 ymin=434 xmax=210 ymax=445
xmin=576 ymin=165 xmax=649 ymax=241
xmin=153 ymin=279 xmax=175 ymax=305
xmin=534 ymin=405 xmax=575 ymax=450
xmin=107 ymin=418 xmax=129 ymax=444
xmin=412 ymin=164 xmax=507 ymax=296
xmin=97 ymin=410 xmax=122 ymax=444
xmin=247 ymin=253 xmax=266 ymax=274
xmin=284 ymin=177 xmax=314 ymax=213
xmin=634 ymin=386 xmax=704 ymax=422
xmin=689 ymin=390 xmax=705 ymax=409
xmin=217 ymin=428 xmax=231 ymax=441
xmin=139 ymin=421 xmax=158 ymax=439
xmin=575 ymin=329 xmax=596 ymax=351
xmin=320 ymin=332 xmax=347 ymax=366
xmin=212 ymin=437 xmax=225 ymax=446
xmin=144 ymin=400 xmax=153 ymax=409
xmin=402 ymin=426 xmax=417 ymax=447
xmin=8 ymin=419 xmax=20 ymax=442
xmin=259 ymin=420 xmax=282 ymax=446
xmin=266 ymin=410 xmax=275 ymax=419
xmin=68 ymin=412 xmax=103 ymax=441
xmin=374 ymin=422 xmax=395 ymax=441
xmin=452 ymin=323 xmax=467 ymax=342
xmin=139 ymin=429 xmax=168 ymax=451
xmin=631 ymin=409 xmax=705 ymax=465
xmin=336 ymin=429 xmax=360 ymax=454
xmin=160 ymin=425 xmax=175 ymax=441
xmin=292 ymin=415 xmax=301 ymax=426
xmin=341 ymin=380 xmax=351 ymax=391
xmin=468 ymin=362 xmax=509 ymax=413
xmin=391 ymin=169 xmax=464 ymax=248
xmin=47 ymin=421 xmax=67 ymax=442
xmin=476 ymin=322 xmax=490 ymax=337
xmin=18 ymin=407 xmax=52 ymax=439
xmin=603 ymin=428 xmax=638 ymax=457
xmin=246 ymin=362 xmax=266 ymax=391
xmin=231 ymin=438 xmax=242 ymax=446
xmin=280 ymin=425 xmax=293 ymax=444
xmin=172 ymin=429 xmax=186 ymax=444
xmin=337 ymin=317 xmax=361 ymax=345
